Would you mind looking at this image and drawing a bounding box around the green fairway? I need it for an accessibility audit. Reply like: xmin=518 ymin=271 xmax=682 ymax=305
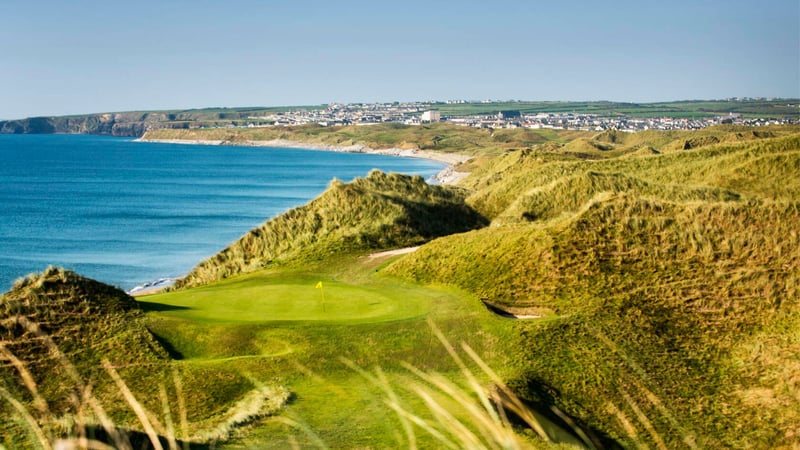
xmin=130 ymin=258 xmax=537 ymax=448
xmin=139 ymin=271 xmax=429 ymax=324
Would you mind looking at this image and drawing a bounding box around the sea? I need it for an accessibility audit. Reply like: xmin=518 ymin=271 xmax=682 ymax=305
xmin=0 ymin=134 xmax=445 ymax=292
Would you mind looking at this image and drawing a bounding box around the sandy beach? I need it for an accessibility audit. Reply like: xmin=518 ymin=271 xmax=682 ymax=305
xmin=137 ymin=137 xmax=472 ymax=184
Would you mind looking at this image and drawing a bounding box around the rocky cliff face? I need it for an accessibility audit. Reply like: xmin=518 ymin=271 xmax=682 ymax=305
xmin=0 ymin=108 xmax=265 ymax=137
xmin=0 ymin=112 xmax=193 ymax=137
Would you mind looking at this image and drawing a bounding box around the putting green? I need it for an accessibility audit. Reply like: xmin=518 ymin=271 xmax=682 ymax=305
xmin=138 ymin=271 xmax=430 ymax=324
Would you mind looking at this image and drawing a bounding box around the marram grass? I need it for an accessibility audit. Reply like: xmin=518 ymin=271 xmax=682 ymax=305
xmin=3 ymin=127 xmax=800 ymax=448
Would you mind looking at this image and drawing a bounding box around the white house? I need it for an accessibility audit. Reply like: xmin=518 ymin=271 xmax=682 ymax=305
xmin=421 ymin=110 xmax=441 ymax=123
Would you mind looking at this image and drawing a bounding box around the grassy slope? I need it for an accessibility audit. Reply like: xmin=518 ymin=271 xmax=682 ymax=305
xmin=461 ymin=126 xmax=800 ymax=220
xmin=4 ymin=100 xmax=797 ymax=136
xmin=0 ymin=268 xmax=291 ymax=448
xmin=385 ymin=131 xmax=800 ymax=448
xmin=2 ymin=261 xmax=533 ymax=448
xmin=142 ymin=122 xmax=578 ymax=156
xmin=0 ymin=268 xmax=168 ymax=445
xmin=177 ymin=170 xmax=488 ymax=289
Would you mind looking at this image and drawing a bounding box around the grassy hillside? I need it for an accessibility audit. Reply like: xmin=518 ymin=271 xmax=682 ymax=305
xmin=462 ymin=127 xmax=800 ymax=220
xmin=140 ymin=257 xmax=565 ymax=449
xmin=142 ymin=122 xmax=577 ymax=156
xmin=385 ymin=132 xmax=800 ymax=448
xmin=0 ymin=267 xmax=168 ymax=446
xmin=3 ymin=99 xmax=797 ymax=137
xmin=0 ymin=268 xmax=290 ymax=448
xmin=3 ymin=125 xmax=799 ymax=448
xmin=0 ymin=106 xmax=325 ymax=137
xmin=177 ymin=170 xmax=488 ymax=288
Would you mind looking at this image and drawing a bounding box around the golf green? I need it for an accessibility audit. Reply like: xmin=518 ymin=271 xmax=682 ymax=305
xmin=138 ymin=271 xmax=431 ymax=324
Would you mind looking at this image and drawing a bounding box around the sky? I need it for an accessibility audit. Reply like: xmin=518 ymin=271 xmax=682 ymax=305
xmin=1 ymin=0 xmax=798 ymax=119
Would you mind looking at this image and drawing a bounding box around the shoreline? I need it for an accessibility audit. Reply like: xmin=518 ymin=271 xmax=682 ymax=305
xmin=128 ymin=137 xmax=473 ymax=295
xmin=136 ymin=137 xmax=472 ymax=184
xmin=127 ymin=277 xmax=176 ymax=297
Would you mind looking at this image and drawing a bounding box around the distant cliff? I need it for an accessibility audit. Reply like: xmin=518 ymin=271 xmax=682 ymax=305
xmin=0 ymin=112 xmax=188 ymax=137
xmin=0 ymin=106 xmax=320 ymax=137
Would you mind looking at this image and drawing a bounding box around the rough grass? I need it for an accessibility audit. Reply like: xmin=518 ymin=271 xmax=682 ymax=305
xmin=0 ymin=268 xmax=290 ymax=448
xmin=0 ymin=268 xmax=170 ymax=404
xmin=387 ymin=197 xmax=800 ymax=447
xmin=385 ymin=132 xmax=800 ymax=448
xmin=2 ymin=260 xmax=530 ymax=449
xmin=177 ymin=170 xmax=488 ymax=289
xmin=463 ymin=130 xmax=800 ymax=220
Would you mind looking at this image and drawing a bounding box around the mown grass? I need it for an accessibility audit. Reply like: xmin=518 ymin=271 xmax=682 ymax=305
xmin=138 ymin=253 xmax=556 ymax=448
xmin=143 ymin=270 xmax=430 ymax=324
xmin=0 ymin=268 xmax=292 ymax=448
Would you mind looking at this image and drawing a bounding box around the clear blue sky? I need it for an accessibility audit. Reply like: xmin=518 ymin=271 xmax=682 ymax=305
xmin=1 ymin=0 xmax=798 ymax=119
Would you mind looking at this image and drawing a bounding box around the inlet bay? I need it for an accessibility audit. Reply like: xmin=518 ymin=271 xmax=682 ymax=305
xmin=0 ymin=134 xmax=443 ymax=290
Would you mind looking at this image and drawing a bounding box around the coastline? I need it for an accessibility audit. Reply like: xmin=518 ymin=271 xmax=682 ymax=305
xmin=128 ymin=277 xmax=176 ymax=297
xmin=137 ymin=137 xmax=472 ymax=184
xmin=128 ymin=137 xmax=473 ymax=295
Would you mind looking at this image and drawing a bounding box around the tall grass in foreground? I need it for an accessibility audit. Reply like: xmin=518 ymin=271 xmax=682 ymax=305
xmin=334 ymin=320 xmax=595 ymax=450
xmin=0 ymin=314 xmax=289 ymax=449
xmin=3 ymin=312 xmax=604 ymax=449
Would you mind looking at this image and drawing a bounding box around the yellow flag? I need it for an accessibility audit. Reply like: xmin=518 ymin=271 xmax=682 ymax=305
xmin=315 ymin=281 xmax=323 ymax=289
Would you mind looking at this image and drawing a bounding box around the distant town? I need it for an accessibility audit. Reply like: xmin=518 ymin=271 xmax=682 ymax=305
xmin=240 ymin=100 xmax=798 ymax=132
xmin=2 ymin=98 xmax=797 ymax=137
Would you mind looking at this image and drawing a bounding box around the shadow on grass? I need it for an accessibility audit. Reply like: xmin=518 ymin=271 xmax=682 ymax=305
xmin=82 ymin=425 xmax=213 ymax=449
xmin=148 ymin=331 xmax=185 ymax=360
xmin=136 ymin=300 xmax=192 ymax=312
xmin=508 ymin=377 xmax=623 ymax=450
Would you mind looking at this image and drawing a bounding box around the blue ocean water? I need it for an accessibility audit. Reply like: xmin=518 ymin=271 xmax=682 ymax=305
xmin=0 ymin=134 xmax=444 ymax=291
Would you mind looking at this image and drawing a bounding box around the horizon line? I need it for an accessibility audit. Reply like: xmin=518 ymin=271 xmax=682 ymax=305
xmin=3 ymin=97 xmax=800 ymax=122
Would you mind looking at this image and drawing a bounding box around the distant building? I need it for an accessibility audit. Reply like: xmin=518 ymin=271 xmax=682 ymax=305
xmin=421 ymin=110 xmax=441 ymax=123
xmin=497 ymin=110 xmax=521 ymax=119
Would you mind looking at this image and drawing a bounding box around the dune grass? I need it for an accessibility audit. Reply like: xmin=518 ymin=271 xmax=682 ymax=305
xmin=3 ymin=257 xmax=560 ymax=449
xmin=387 ymin=197 xmax=800 ymax=447
xmin=176 ymin=170 xmax=488 ymax=289
xmin=463 ymin=130 xmax=800 ymax=221
xmin=386 ymin=132 xmax=800 ymax=448
xmin=5 ymin=126 xmax=799 ymax=448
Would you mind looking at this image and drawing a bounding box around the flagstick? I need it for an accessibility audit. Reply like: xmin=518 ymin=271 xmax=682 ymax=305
xmin=316 ymin=282 xmax=326 ymax=313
